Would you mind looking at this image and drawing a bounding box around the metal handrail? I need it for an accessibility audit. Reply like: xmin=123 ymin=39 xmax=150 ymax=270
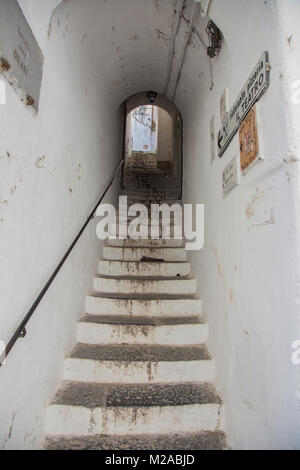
xmin=0 ymin=158 xmax=124 ymax=366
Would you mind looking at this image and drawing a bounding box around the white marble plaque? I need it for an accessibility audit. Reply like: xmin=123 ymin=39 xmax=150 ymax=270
xmin=223 ymin=156 xmax=239 ymax=197
xmin=0 ymin=0 xmax=44 ymax=112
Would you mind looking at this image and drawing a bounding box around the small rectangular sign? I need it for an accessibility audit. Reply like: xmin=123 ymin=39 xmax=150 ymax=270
xmin=239 ymin=106 xmax=259 ymax=173
xmin=218 ymin=51 xmax=270 ymax=157
xmin=223 ymin=155 xmax=239 ymax=197
xmin=0 ymin=0 xmax=44 ymax=112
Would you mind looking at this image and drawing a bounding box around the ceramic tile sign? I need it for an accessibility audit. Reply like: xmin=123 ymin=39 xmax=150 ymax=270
xmin=239 ymin=106 xmax=259 ymax=173
xmin=223 ymin=155 xmax=239 ymax=197
xmin=0 ymin=0 xmax=44 ymax=113
xmin=218 ymin=51 xmax=270 ymax=157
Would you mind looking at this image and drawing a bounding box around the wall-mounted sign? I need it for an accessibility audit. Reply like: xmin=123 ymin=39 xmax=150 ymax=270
xmin=223 ymin=155 xmax=239 ymax=197
xmin=239 ymin=106 xmax=259 ymax=173
xmin=218 ymin=51 xmax=270 ymax=157
xmin=0 ymin=0 xmax=44 ymax=113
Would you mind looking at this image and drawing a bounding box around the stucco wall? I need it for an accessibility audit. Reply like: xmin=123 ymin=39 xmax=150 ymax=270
xmin=157 ymin=108 xmax=172 ymax=163
xmin=1 ymin=0 xmax=299 ymax=450
xmin=179 ymin=0 xmax=300 ymax=450
xmin=0 ymin=1 xmax=122 ymax=449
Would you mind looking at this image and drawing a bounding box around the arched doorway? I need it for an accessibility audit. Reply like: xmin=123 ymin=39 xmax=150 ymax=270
xmin=122 ymin=91 xmax=183 ymax=199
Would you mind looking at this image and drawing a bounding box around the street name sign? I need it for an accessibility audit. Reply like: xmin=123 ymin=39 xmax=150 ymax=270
xmin=218 ymin=51 xmax=270 ymax=157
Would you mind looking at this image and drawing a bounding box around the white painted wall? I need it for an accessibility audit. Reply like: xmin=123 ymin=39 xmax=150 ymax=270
xmin=157 ymin=108 xmax=172 ymax=162
xmin=179 ymin=0 xmax=300 ymax=450
xmin=0 ymin=1 xmax=122 ymax=449
xmin=1 ymin=0 xmax=299 ymax=450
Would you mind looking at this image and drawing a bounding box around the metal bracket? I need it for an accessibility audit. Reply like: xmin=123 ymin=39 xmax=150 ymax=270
xmin=19 ymin=328 xmax=27 ymax=338
xmin=206 ymin=20 xmax=222 ymax=58
xmin=26 ymin=95 xmax=35 ymax=107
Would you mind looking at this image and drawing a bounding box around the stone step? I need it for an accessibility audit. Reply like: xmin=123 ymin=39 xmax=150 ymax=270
xmin=79 ymin=315 xmax=202 ymax=325
xmin=44 ymin=430 xmax=227 ymax=450
xmin=85 ymin=295 xmax=202 ymax=316
xmin=116 ymin=215 xmax=183 ymax=226
xmin=93 ymin=276 xmax=197 ymax=295
xmin=122 ymin=195 xmax=181 ymax=203
xmin=120 ymin=207 xmax=182 ymax=215
xmin=110 ymin=226 xmax=183 ymax=238
xmin=77 ymin=316 xmax=207 ymax=345
xmin=102 ymin=247 xmax=187 ymax=262
xmin=124 ymin=201 xmax=181 ymax=208
xmin=51 ymin=382 xmax=221 ymax=408
xmin=107 ymin=237 xmax=184 ymax=248
xmin=46 ymin=402 xmax=224 ymax=437
xmin=63 ymin=344 xmax=213 ymax=384
xmin=98 ymin=260 xmax=191 ymax=277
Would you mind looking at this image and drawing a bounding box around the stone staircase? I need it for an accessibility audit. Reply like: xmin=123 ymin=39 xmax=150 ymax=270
xmin=124 ymin=166 xmax=180 ymax=198
xmin=44 ymin=194 xmax=227 ymax=450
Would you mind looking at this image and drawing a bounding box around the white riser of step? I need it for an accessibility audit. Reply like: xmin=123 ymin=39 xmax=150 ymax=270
xmin=93 ymin=277 xmax=197 ymax=295
xmin=63 ymin=358 xmax=214 ymax=384
xmin=46 ymin=404 xmax=224 ymax=437
xmin=103 ymin=247 xmax=187 ymax=262
xmin=107 ymin=238 xmax=184 ymax=248
xmin=77 ymin=322 xmax=208 ymax=346
xmin=98 ymin=260 xmax=191 ymax=277
xmin=85 ymin=297 xmax=202 ymax=317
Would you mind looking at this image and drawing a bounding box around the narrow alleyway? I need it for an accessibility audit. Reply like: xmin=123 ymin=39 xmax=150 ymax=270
xmin=1 ymin=0 xmax=300 ymax=450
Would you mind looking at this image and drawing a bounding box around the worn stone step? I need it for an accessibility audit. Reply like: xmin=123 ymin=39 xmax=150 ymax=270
xmin=103 ymin=247 xmax=187 ymax=262
xmin=70 ymin=344 xmax=210 ymax=362
xmin=111 ymin=226 xmax=183 ymax=238
xmin=51 ymin=382 xmax=221 ymax=408
xmin=107 ymin=237 xmax=184 ymax=248
xmin=85 ymin=295 xmax=202 ymax=316
xmin=98 ymin=260 xmax=191 ymax=277
xmin=80 ymin=314 xmax=202 ymax=325
xmin=77 ymin=317 xmax=207 ymax=345
xmin=117 ymin=212 xmax=183 ymax=224
xmin=46 ymin=403 xmax=224 ymax=437
xmin=93 ymin=276 xmax=197 ymax=295
xmin=123 ymin=194 xmax=180 ymax=201
xmin=123 ymin=200 xmax=181 ymax=207
xmin=119 ymin=205 xmax=182 ymax=214
xmin=44 ymin=430 xmax=227 ymax=450
xmin=63 ymin=344 xmax=214 ymax=384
